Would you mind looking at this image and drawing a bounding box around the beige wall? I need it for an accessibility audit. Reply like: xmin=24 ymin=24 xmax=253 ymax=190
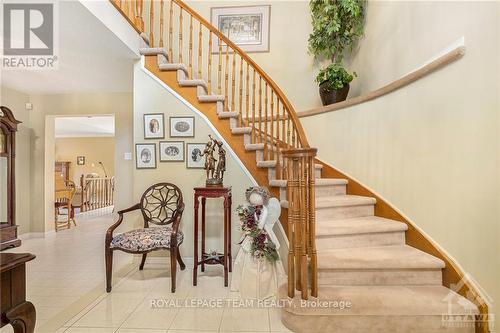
xmin=55 ymin=137 xmax=115 ymax=183
xmin=134 ymin=62 xmax=254 ymax=258
xmin=0 ymin=87 xmax=34 ymax=235
xmin=345 ymin=1 xmax=496 ymax=97
xmin=302 ymin=0 xmax=499 ymax=322
xmin=186 ymin=0 xmax=319 ymax=111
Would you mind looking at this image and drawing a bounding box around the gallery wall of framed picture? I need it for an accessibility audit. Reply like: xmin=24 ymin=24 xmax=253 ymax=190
xmin=137 ymin=114 xmax=205 ymax=169
xmin=170 ymin=117 xmax=195 ymax=137
xmin=159 ymin=141 xmax=185 ymax=162
xmin=186 ymin=143 xmax=206 ymax=169
xmin=144 ymin=113 xmax=165 ymax=139
xmin=136 ymin=143 xmax=157 ymax=169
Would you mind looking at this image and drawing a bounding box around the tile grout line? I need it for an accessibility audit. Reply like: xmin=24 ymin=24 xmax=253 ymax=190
xmin=110 ymin=267 xmax=152 ymax=331
xmin=66 ymin=263 xmax=139 ymax=329
xmin=267 ymin=307 xmax=272 ymax=333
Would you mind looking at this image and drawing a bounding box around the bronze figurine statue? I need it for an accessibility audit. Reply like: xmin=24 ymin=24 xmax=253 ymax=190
xmin=197 ymin=135 xmax=227 ymax=186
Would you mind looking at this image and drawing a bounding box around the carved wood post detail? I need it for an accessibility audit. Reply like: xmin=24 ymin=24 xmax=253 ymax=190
xmin=283 ymin=148 xmax=317 ymax=299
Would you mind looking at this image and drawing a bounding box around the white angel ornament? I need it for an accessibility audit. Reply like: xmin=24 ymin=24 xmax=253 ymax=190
xmin=231 ymin=186 xmax=286 ymax=299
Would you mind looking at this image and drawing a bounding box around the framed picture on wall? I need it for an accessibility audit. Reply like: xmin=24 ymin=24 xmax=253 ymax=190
xmin=76 ymin=156 xmax=85 ymax=165
xmin=144 ymin=113 xmax=165 ymax=139
xmin=210 ymin=5 xmax=271 ymax=53
xmin=136 ymin=143 xmax=157 ymax=169
xmin=170 ymin=117 xmax=195 ymax=137
xmin=186 ymin=143 xmax=206 ymax=169
xmin=159 ymin=141 xmax=185 ymax=162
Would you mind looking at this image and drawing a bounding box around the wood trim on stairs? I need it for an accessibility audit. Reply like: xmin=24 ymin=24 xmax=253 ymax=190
xmin=298 ymin=46 xmax=466 ymax=118
xmin=316 ymin=158 xmax=489 ymax=333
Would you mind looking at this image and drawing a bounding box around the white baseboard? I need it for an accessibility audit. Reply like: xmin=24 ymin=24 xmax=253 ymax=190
xmin=19 ymin=230 xmax=56 ymax=240
xmin=77 ymin=206 xmax=114 ymax=218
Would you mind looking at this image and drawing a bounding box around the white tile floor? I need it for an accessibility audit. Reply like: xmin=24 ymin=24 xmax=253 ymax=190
xmin=1 ymin=213 xmax=292 ymax=333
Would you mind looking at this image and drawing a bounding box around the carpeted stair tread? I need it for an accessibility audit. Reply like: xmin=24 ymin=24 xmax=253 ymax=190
xmin=178 ymin=79 xmax=208 ymax=89
xmin=218 ymin=111 xmax=239 ymax=119
xmin=315 ymin=195 xmax=376 ymax=208
xmin=158 ymin=62 xmax=188 ymax=74
xmin=139 ymin=47 xmax=168 ymax=58
xmin=198 ymin=94 xmax=225 ymax=102
xmin=316 ymin=216 xmax=408 ymax=236
xmin=281 ymin=284 xmax=478 ymax=316
xmin=245 ymin=143 xmax=265 ymax=151
xmin=317 ymin=245 xmax=445 ymax=270
xmin=231 ymin=127 xmax=252 ymax=134
xmin=257 ymin=160 xmax=278 ymax=168
xmin=281 ymin=194 xmax=374 ymax=209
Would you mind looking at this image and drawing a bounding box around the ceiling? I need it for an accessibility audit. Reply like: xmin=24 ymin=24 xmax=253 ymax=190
xmin=55 ymin=115 xmax=115 ymax=138
xmin=1 ymin=1 xmax=138 ymax=94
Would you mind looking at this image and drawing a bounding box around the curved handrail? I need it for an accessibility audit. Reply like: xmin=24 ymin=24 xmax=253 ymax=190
xmin=298 ymin=46 xmax=466 ymax=118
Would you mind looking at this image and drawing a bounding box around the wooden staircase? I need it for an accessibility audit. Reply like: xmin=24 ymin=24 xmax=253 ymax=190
xmin=110 ymin=1 xmax=487 ymax=332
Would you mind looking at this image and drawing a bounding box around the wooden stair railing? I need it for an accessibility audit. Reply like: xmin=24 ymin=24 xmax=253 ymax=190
xmin=80 ymin=176 xmax=115 ymax=212
xmin=111 ymin=0 xmax=317 ymax=299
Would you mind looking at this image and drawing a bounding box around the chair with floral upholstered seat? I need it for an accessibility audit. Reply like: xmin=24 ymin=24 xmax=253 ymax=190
xmin=105 ymin=182 xmax=185 ymax=293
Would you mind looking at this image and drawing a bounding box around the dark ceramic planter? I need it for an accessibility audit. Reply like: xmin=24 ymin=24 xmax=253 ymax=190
xmin=319 ymin=82 xmax=350 ymax=106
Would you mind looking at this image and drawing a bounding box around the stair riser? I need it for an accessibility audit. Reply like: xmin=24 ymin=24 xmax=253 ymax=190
xmin=281 ymin=310 xmax=475 ymax=333
xmin=316 ymin=231 xmax=406 ymax=250
xmin=197 ymin=85 xmax=207 ymax=95
xmin=156 ymin=54 xmax=168 ymax=66
xmin=217 ymin=100 xmax=223 ymax=114
xmin=317 ymin=269 xmax=443 ymax=286
xmin=277 ymin=186 xmax=286 ymax=201
xmin=177 ymin=69 xmax=186 ymax=81
xmin=267 ymin=168 xmax=279 ymax=183
xmin=255 ymin=150 xmax=264 ymax=162
xmin=315 ymin=184 xmax=347 ymax=198
xmin=229 ymin=117 xmax=237 ymax=129
xmin=242 ymin=133 xmax=249 ymax=145
xmin=316 ymin=204 xmax=374 ymax=220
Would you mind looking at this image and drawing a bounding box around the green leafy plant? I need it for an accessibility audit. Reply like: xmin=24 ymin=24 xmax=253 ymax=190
xmin=316 ymin=63 xmax=356 ymax=92
xmin=308 ymin=0 xmax=365 ymax=90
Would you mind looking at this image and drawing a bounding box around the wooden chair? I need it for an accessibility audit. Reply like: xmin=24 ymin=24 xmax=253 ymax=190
xmin=54 ymin=180 xmax=76 ymax=231
xmin=105 ymin=183 xmax=186 ymax=293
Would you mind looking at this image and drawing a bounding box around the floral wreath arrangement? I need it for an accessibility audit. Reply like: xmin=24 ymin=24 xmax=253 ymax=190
xmin=236 ymin=204 xmax=279 ymax=263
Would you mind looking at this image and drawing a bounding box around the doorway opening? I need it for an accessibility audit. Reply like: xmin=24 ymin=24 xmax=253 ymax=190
xmin=53 ymin=115 xmax=115 ymax=230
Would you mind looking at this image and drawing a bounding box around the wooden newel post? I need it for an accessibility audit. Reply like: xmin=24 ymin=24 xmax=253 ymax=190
xmin=283 ymin=148 xmax=317 ymax=300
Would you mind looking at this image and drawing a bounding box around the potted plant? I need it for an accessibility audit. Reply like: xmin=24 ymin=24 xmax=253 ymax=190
xmin=316 ymin=63 xmax=356 ymax=106
xmin=308 ymin=0 xmax=366 ymax=105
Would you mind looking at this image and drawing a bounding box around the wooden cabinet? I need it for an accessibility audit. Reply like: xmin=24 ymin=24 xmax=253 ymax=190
xmin=0 ymin=252 xmax=36 ymax=332
xmin=0 ymin=106 xmax=21 ymax=251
